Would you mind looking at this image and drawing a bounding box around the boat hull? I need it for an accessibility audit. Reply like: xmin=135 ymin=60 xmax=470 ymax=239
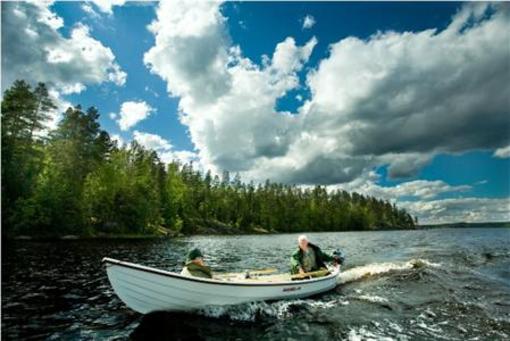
xmin=103 ymin=258 xmax=339 ymax=314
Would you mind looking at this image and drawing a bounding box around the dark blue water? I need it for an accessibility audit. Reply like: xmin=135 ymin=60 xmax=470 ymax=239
xmin=2 ymin=228 xmax=510 ymax=340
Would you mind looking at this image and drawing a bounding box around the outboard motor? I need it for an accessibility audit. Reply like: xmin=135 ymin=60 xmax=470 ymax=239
xmin=333 ymin=249 xmax=345 ymax=265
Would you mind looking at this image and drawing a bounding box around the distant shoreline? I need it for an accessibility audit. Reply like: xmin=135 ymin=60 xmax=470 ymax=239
xmin=418 ymin=221 xmax=510 ymax=229
xmin=4 ymin=222 xmax=508 ymax=241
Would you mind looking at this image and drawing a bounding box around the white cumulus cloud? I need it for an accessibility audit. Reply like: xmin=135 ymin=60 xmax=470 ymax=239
xmin=1 ymin=2 xmax=127 ymax=94
xmin=400 ymin=198 xmax=510 ymax=225
xmin=145 ymin=1 xmax=509 ymax=185
xmin=302 ymin=15 xmax=315 ymax=29
xmin=332 ymin=171 xmax=507 ymax=224
xmin=133 ymin=131 xmax=199 ymax=166
xmin=133 ymin=130 xmax=171 ymax=151
xmin=333 ymin=171 xmax=470 ymax=200
xmin=91 ymin=0 xmax=126 ymax=14
xmin=116 ymin=101 xmax=154 ymax=131
xmin=145 ymin=0 xmax=319 ymax=177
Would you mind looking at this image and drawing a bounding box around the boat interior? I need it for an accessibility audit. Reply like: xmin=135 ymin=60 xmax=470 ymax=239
xmin=213 ymin=269 xmax=331 ymax=283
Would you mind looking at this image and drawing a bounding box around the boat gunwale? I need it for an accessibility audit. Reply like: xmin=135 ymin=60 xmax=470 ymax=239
xmin=103 ymin=257 xmax=339 ymax=287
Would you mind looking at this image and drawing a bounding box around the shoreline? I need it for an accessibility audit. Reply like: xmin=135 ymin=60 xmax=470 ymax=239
xmin=4 ymin=223 xmax=508 ymax=241
xmin=5 ymin=229 xmax=406 ymax=241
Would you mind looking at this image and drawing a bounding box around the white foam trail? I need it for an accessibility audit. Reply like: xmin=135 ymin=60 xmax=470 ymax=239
xmin=337 ymin=259 xmax=440 ymax=284
xmin=199 ymin=298 xmax=349 ymax=322
xmin=356 ymin=294 xmax=389 ymax=304
xmin=199 ymin=258 xmax=439 ymax=322
xmin=347 ymin=326 xmax=395 ymax=341
xmin=388 ymin=321 xmax=403 ymax=333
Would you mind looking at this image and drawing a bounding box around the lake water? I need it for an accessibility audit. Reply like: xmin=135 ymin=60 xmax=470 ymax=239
xmin=2 ymin=228 xmax=510 ymax=340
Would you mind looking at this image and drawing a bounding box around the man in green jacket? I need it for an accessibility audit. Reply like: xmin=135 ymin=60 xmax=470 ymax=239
xmin=181 ymin=248 xmax=213 ymax=279
xmin=290 ymin=235 xmax=337 ymax=275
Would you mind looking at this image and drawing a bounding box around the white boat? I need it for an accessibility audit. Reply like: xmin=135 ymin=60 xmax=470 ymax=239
xmin=103 ymin=257 xmax=340 ymax=314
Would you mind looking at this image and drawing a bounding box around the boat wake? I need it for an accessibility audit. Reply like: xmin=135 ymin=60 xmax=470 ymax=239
xmin=337 ymin=258 xmax=440 ymax=285
xmin=198 ymin=258 xmax=440 ymax=322
xmin=199 ymin=298 xmax=349 ymax=322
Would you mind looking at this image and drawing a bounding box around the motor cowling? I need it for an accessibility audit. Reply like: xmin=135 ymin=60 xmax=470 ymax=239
xmin=333 ymin=249 xmax=345 ymax=265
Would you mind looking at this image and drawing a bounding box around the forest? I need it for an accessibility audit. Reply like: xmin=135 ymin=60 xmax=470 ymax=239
xmin=1 ymin=80 xmax=416 ymax=238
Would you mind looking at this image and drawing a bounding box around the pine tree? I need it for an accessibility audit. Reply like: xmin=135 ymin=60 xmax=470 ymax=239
xmin=1 ymin=80 xmax=55 ymax=233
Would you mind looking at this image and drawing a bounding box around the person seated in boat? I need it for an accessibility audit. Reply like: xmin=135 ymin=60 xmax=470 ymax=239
xmin=181 ymin=248 xmax=213 ymax=279
xmin=290 ymin=235 xmax=340 ymax=275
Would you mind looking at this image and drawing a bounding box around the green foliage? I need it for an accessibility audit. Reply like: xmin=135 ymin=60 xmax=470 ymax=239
xmin=2 ymin=80 xmax=416 ymax=237
xmin=1 ymin=81 xmax=56 ymax=233
xmin=9 ymin=104 xmax=114 ymax=235
xmin=82 ymin=142 xmax=163 ymax=234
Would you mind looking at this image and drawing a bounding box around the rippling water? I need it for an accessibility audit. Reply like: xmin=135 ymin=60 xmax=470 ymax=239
xmin=2 ymin=228 xmax=510 ymax=340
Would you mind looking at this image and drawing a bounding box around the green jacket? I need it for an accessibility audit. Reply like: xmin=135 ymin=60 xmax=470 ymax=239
xmin=290 ymin=243 xmax=334 ymax=274
xmin=182 ymin=262 xmax=213 ymax=279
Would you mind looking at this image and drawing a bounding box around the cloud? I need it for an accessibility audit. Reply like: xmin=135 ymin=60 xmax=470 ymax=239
xmin=271 ymin=36 xmax=317 ymax=75
xmin=381 ymin=153 xmax=434 ymax=179
xmin=302 ymin=15 xmax=315 ymax=29
xmin=304 ymin=3 xmax=509 ymax=178
xmin=144 ymin=0 xmax=232 ymax=105
xmin=1 ymin=2 xmax=127 ymax=95
xmin=110 ymin=133 xmax=125 ymax=147
xmin=386 ymin=180 xmax=471 ymax=200
xmin=332 ymin=171 xmax=507 ymax=224
xmin=160 ymin=150 xmax=200 ymax=166
xmin=400 ymin=197 xmax=510 ymax=224
xmin=335 ymin=171 xmax=471 ymax=201
xmin=133 ymin=130 xmax=199 ymax=165
xmin=133 ymin=130 xmax=171 ymax=151
xmin=145 ymin=2 xmax=510 ymax=188
xmin=81 ymin=3 xmax=100 ymax=18
xmin=494 ymin=145 xmax=510 ymax=158
xmin=116 ymin=101 xmax=154 ymax=131
xmin=91 ymin=0 xmax=126 ymax=14
xmin=145 ymin=0 xmax=318 ymax=177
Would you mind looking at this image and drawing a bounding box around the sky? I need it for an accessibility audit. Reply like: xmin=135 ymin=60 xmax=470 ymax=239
xmin=2 ymin=1 xmax=510 ymax=224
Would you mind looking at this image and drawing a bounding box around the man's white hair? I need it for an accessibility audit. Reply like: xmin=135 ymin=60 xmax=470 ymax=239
xmin=298 ymin=234 xmax=308 ymax=242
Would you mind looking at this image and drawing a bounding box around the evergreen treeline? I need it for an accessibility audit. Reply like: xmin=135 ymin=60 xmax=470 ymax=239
xmin=1 ymin=81 xmax=416 ymax=237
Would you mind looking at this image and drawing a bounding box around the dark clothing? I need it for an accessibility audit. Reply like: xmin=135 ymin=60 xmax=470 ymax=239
xmin=301 ymin=247 xmax=317 ymax=272
xmin=186 ymin=248 xmax=203 ymax=262
xmin=181 ymin=262 xmax=213 ymax=279
xmin=290 ymin=243 xmax=334 ymax=274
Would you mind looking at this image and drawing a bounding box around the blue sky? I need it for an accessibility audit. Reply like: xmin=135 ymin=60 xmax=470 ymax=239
xmin=2 ymin=1 xmax=509 ymax=223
